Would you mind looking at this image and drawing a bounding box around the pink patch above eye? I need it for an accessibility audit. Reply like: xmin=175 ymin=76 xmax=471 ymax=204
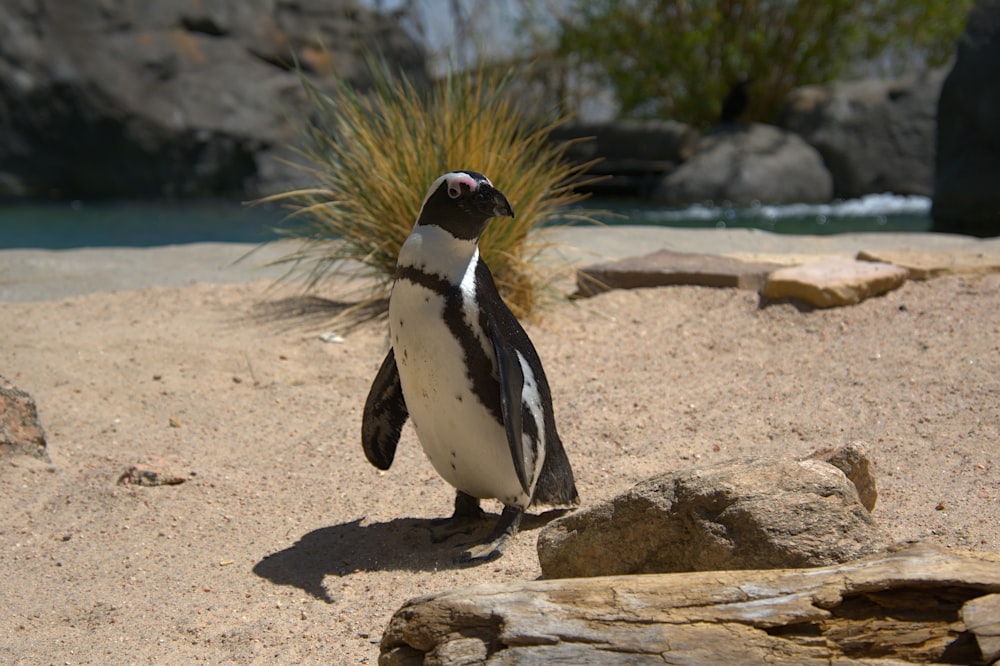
xmin=445 ymin=172 xmax=485 ymax=199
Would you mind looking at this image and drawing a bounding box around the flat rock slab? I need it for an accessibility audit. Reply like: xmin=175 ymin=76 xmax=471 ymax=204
xmin=723 ymin=251 xmax=848 ymax=266
xmin=576 ymin=248 xmax=782 ymax=296
xmin=761 ymin=257 xmax=908 ymax=307
xmin=379 ymin=543 xmax=1000 ymax=665
xmin=857 ymin=248 xmax=1000 ymax=280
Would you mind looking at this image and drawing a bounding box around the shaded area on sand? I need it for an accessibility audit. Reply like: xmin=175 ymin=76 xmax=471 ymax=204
xmin=253 ymin=510 xmax=570 ymax=602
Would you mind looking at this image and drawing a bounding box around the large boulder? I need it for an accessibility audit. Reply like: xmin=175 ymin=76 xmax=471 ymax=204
xmin=781 ymin=68 xmax=946 ymax=199
xmin=0 ymin=0 xmax=428 ymax=199
xmin=537 ymin=450 xmax=887 ymax=579
xmin=653 ymin=123 xmax=833 ymax=206
xmin=932 ymin=0 xmax=1000 ymax=237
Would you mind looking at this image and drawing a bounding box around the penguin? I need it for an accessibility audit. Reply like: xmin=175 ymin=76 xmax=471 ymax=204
xmin=361 ymin=170 xmax=579 ymax=563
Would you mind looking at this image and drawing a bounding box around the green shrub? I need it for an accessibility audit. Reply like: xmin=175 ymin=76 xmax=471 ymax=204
xmin=554 ymin=0 xmax=973 ymax=127
xmin=260 ymin=61 xmax=597 ymax=320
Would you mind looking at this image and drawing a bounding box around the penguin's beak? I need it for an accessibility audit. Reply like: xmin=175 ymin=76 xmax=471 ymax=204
xmin=492 ymin=188 xmax=515 ymax=219
xmin=478 ymin=184 xmax=515 ymax=219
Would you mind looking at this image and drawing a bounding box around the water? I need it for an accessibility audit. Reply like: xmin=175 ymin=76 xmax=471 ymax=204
xmin=0 ymin=199 xmax=285 ymax=250
xmin=588 ymin=193 xmax=933 ymax=235
xmin=0 ymin=194 xmax=932 ymax=250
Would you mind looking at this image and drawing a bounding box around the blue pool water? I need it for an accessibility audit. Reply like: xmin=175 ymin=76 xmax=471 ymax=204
xmin=0 ymin=194 xmax=933 ymax=250
xmin=0 ymin=199 xmax=284 ymax=249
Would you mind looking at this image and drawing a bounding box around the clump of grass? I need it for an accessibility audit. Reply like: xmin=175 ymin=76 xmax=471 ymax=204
xmin=259 ymin=60 xmax=598 ymax=320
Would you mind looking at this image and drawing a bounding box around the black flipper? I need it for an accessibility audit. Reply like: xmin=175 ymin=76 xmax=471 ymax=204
xmin=361 ymin=349 xmax=408 ymax=470
xmin=531 ymin=430 xmax=580 ymax=507
xmin=488 ymin=317 xmax=531 ymax=496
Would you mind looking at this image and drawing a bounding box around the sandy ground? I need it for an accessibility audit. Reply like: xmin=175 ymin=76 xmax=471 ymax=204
xmin=1 ymin=229 xmax=999 ymax=664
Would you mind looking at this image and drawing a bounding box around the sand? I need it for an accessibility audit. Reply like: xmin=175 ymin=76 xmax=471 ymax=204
xmin=1 ymin=229 xmax=998 ymax=664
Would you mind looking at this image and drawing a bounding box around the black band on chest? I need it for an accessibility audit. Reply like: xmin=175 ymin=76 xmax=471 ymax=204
xmin=394 ymin=263 xmax=505 ymax=428
xmin=395 ymin=264 xmax=452 ymax=296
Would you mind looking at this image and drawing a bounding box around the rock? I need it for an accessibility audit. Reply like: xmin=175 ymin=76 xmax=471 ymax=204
xmin=856 ymin=247 xmax=1000 ymax=280
xmin=117 ymin=454 xmax=188 ymax=486
xmin=933 ymin=0 xmax=1000 ymax=237
xmin=781 ymin=69 xmax=946 ymax=198
xmin=724 ymin=251 xmax=847 ymax=267
xmin=0 ymin=0 xmax=428 ymax=199
xmin=963 ymin=593 xmax=1000 ymax=663
xmin=536 ymin=455 xmax=886 ymax=580
xmin=805 ymin=441 xmax=877 ymax=512
xmin=549 ymin=120 xmax=700 ymax=196
xmin=379 ymin=543 xmax=1000 ymax=665
xmin=575 ymin=249 xmax=782 ymax=296
xmin=0 ymin=374 xmax=47 ymax=460
xmin=761 ymin=257 xmax=908 ymax=308
xmin=653 ymin=123 xmax=833 ymax=206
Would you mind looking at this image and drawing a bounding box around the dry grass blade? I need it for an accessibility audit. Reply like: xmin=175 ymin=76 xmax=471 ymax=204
xmin=257 ymin=59 xmax=602 ymax=320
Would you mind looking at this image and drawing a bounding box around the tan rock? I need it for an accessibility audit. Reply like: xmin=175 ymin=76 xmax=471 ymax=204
xmin=536 ymin=454 xmax=886 ymax=580
xmin=0 ymin=374 xmax=47 ymax=460
xmin=962 ymin=593 xmax=1000 ymax=663
xmin=761 ymin=257 xmax=908 ymax=307
xmin=857 ymin=248 xmax=1000 ymax=280
xmin=379 ymin=543 xmax=1000 ymax=665
xmin=576 ymin=249 xmax=782 ymax=296
xmin=806 ymin=441 xmax=877 ymax=511
xmin=723 ymin=251 xmax=847 ymax=266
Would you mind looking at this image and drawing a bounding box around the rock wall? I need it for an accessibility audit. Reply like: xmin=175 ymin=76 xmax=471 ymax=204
xmin=0 ymin=0 xmax=428 ymax=199
xmin=781 ymin=68 xmax=946 ymax=199
xmin=555 ymin=65 xmax=947 ymax=207
xmin=2 ymin=0 xmax=988 ymax=216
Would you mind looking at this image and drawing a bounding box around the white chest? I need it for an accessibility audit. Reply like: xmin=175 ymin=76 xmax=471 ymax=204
xmin=388 ymin=240 xmax=532 ymax=507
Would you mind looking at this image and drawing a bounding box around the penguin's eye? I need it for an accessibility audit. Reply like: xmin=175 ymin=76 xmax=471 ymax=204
xmin=447 ymin=185 xmax=462 ymax=199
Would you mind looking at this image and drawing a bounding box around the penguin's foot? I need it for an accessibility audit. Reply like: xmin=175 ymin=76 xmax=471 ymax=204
xmin=428 ymin=491 xmax=488 ymax=543
xmin=457 ymin=535 xmax=509 ymax=563
xmin=456 ymin=505 xmax=524 ymax=564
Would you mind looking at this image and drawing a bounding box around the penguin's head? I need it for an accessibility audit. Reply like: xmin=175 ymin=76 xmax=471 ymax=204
xmin=415 ymin=171 xmax=515 ymax=241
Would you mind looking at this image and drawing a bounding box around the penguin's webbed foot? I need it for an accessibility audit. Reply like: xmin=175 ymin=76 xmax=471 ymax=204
xmin=455 ymin=505 xmax=524 ymax=564
xmin=427 ymin=491 xmax=489 ymax=543
xmin=457 ymin=537 xmax=508 ymax=563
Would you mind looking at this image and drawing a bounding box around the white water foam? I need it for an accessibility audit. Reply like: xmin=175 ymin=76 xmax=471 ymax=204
xmin=639 ymin=193 xmax=931 ymax=223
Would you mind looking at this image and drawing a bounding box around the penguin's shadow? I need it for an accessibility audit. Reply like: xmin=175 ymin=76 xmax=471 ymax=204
xmin=252 ymin=511 xmax=569 ymax=603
